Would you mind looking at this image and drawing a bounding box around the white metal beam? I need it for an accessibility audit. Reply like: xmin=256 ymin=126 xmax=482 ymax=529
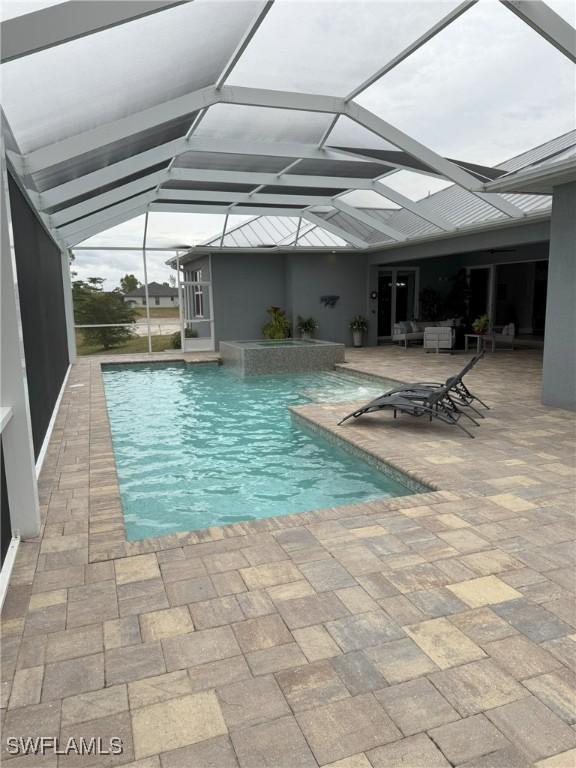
xmin=23 ymin=83 xmax=486 ymax=197
xmin=217 ymin=85 xmax=343 ymax=114
xmin=373 ymin=181 xmax=456 ymax=231
xmin=323 ymin=145 xmax=447 ymax=179
xmin=318 ymin=115 xmax=340 ymax=148
xmin=344 ymin=102 xmax=484 ymax=190
xmin=0 ymin=141 xmax=41 ymax=538
xmin=332 ymin=199 xmax=407 ymax=241
xmin=24 ymin=85 xmax=216 ymax=174
xmin=303 ymin=212 xmax=367 ymax=248
xmin=35 ymin=140 xmax=363 ymax=210
xmin=500 ymin=0 xmax=576 ymax=62
xmin=475 ymin=191 xmax=527 ymax=218
xmin=149 ymin=202 xmax=304 ymax=217
xmin=37 ymin=138 xmax=187 ymax=209
xmin=37 ymin=160 xmax=383 ymax=216
xmin=172 ymin=168 xmax=376 ymax=189
xmin=215 ymin=1 xmax=275 ymax=88
xmin=23 ymin=85 xmax=341 ymax=174
xmin=50 ymin=169 xmax=168 ymax=226
xmin=158 ymin=189 xmax=332 ymax=206
xmin=0 ymin=1 xmax=189 ymax=63
xmin=58 ymin=190 xmax=157 ymax=243
xmin=345 ymin=0 xmax=478 ymax=101
xmin=182 ymin=137 xmax=367 ymax=162
xmin=64 ymin=203 xmax=151 ymax=247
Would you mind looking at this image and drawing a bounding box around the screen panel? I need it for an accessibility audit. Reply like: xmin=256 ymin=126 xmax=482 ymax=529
xmin=357 ymin=0 xmax=576 ymax=166
xmin=2 ymin=1 xmax=261 ymax=152
xmin=194 ymin=104 xmax=334 ymax=144
xmin=228 ymin=0 xmax=463 ymax=96
xmin=8 ymin=173 xmax=69 ymax=458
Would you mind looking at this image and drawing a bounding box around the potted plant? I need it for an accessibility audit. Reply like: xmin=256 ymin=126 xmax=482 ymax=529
xmin=350 ymin=315 xmax=368 ymax=347
xmin=472 ymin=314 xmax=490 ymax=335
xmin=262 ymin=306 xmax=291 ymax=339
xmin=297 ymin=316 xmax=318 ymax=340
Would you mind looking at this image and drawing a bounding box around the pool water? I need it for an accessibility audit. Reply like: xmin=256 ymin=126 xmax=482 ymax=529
xmin=102 ymin=363 xmax=415 ymax=540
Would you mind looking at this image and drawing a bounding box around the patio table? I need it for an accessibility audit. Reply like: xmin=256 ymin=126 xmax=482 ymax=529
xmin=465 ymin=333 xmax=495 ymax=353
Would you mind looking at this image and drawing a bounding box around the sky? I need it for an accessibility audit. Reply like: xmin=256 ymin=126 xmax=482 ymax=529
xmin=9 ymin=0 xmax=572 ymax=289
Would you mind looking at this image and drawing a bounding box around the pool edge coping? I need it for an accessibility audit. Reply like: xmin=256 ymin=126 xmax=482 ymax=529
xmin=89 ymin=358 xmax=472 ymax=562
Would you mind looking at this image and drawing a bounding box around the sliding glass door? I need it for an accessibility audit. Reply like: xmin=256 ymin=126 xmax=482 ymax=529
xmin=377 ymin=267 xmax=419 ymax=340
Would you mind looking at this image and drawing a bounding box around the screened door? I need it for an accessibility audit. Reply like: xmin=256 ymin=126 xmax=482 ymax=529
xmin=176 ymin=257 xmax=215 ymax=352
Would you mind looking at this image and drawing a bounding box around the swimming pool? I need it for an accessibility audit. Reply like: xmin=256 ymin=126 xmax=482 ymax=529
xmin=102 ymin=363 xmax=420 ymax=540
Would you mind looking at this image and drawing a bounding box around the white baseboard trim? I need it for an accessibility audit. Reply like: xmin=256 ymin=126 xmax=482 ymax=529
xmin=36 ymin=363 xmax=71 ymax=478
xmin=0 ymin=536 xmax=20 ymax=612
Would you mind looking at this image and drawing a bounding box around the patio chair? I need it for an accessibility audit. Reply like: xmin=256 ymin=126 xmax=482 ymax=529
xmin=386 ymin=351 xmax=489 ymax=415
xmin=337 ymin=384 xmax=478 ymax=437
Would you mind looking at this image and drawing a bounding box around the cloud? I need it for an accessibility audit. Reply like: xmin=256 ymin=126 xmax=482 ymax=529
xmin=357 ymin=0 xmax=575 ymax=165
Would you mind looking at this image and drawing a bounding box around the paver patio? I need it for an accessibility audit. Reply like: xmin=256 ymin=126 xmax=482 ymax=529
xmin=1 ymin=346 xmax=575 ymax=767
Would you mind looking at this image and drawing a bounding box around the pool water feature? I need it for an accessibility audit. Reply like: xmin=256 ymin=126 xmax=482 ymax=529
xmin=102 ymin=363 xmax=420 ymax=540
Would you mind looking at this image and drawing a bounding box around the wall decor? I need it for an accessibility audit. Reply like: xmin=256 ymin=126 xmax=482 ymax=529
xmin=320 ymin=295 xmax=340 ymax=307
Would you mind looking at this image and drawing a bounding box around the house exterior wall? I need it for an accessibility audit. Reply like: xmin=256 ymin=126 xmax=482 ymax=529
xmin=365 ymin=240 xmax=550 ymax=344
xmin=211 ymin=253 xmax=287 ymax=342
xmin=542 ymin=181 xmax=576 ymax=410
xmin=208 ymin=251 xmax=370 ymax=347
xmin=287 ymin=252 xmax=369 ymax=344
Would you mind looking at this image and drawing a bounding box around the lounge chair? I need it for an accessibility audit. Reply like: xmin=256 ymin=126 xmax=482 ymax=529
xmin=338 ymin=384 xmax=477 ymax=437
xmin=337 ymin=353 xmax=487 ymax=436
xmin=385 ymin=351 xmax=488 ymax=415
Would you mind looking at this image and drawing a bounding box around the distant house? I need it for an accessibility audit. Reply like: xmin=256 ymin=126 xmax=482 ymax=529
xmin=124 ymin=282 xmax=179 ymax=308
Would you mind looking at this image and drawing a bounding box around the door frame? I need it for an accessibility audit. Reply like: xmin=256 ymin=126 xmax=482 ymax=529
xmin=466 ymin=264 xmax=496 ymax=324
xmin=377 ymin=266 xmax=419 ymax=341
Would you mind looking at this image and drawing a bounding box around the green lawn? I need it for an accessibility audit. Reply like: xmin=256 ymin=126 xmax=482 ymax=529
xmin=134 ymin=306 xmax=180 ymax=318
xmin=76 ymin=332 xmax=177 ymax=356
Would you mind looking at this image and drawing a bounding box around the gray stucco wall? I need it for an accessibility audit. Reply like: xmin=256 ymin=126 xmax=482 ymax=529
xmin=287 ymin=252 xmax=369 ymax=344
xmin=209 ymin=251 xmax=370 ymax=346
xmin=211 ymin=253 xmax=287 ymax=342
xmin=542 ymin=181 xmax=576 ymax=410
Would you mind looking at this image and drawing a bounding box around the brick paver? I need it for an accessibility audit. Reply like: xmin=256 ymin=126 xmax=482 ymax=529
xmin=1 ymin=347 xmax=574 ymax=767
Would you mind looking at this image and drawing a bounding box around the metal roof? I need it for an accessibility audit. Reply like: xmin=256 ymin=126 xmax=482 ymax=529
xmin=197 ymin=130 xmax=574 ymax=253
xmin=1 ymin=1 xmax=574 ymax=251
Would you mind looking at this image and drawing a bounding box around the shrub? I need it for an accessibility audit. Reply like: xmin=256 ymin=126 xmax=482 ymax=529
xmin=170 ymin=328 xmax=199 ymax=348
xmin=350 ymin=315 xmax=368 ymax=332
xmin=297 ymin=316 xmax=318 ymax=335
xmin=73 ymin=280 xmax=137 ymax=349
xmin=262 ymin=306 xmax=291 ymax=339
xmin=472 ymin=314 xmax=490 ymax=334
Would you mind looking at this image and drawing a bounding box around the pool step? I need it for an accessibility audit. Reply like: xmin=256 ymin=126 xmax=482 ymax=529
xmin=298 ymin=371 xmax=391 ymax=404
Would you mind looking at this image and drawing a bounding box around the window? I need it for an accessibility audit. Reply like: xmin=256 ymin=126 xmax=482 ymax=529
xmin=155 ymin=296 xmax=160 ymax=306
xmin=191 ymin=269 xmax=204 ymax=318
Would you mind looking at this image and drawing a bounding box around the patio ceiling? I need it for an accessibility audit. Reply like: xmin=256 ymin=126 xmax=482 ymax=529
xmin=1 ymin=0 xmax=575 ymax=250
